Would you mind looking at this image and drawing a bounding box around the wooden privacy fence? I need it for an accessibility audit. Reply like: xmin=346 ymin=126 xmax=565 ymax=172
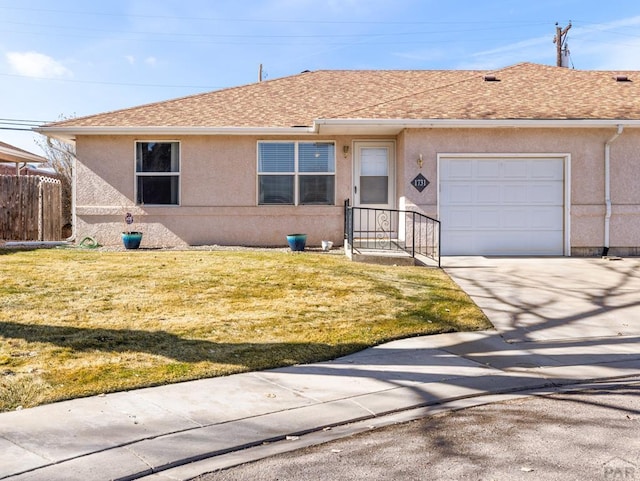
xmin=0 ymin=175 xmax=63 ymax=241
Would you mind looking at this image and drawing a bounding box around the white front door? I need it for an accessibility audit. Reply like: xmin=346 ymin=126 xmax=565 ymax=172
xmin=353 ymin=141 xmax=395 ymax=209
xmin=353 ymin=141 xmax=396 ymax=239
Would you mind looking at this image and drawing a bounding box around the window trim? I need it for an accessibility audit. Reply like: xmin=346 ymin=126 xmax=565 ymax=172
xmin=257 ymin=140 xmax=336 ymax=206
xmin=134 ymin=140 xmax=181 ymax=206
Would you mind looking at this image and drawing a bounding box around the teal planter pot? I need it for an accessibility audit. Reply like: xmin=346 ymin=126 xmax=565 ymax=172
xmin=122 ymin=232 xmax=143 ymax=249
xmin=286 ymin=233 xmax=307 ymax=252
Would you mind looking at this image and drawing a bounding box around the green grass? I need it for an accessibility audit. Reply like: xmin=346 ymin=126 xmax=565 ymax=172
xmin=0 ymin=248 xmax=490 ymax=411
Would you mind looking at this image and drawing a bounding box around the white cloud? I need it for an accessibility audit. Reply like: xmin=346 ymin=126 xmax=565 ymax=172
xmin=125 ymin=55 xmax=158 ymax=67
xmin=471 ymin=36 xmax=549 ymax=60
xmin=6 ymin=51 xmax=73 ymax=78
xmin=590 ymin=39 xmax=640 ymax=70
xmin=393 ymin=48 xmax=447 ymax=63
xmin=454 ymin=34 xmax=551 ymax=70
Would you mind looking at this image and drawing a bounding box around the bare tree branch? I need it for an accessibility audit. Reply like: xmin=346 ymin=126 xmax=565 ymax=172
xmin=36 ymin=115 xmax=75 ymax=234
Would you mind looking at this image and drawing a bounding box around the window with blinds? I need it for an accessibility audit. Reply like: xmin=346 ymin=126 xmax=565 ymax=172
xmin=258 ymin=142 xmax=335 ymax=205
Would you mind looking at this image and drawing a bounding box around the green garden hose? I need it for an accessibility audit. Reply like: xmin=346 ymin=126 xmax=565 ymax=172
xmin=78 ymin=236 xmax=100 ymax=249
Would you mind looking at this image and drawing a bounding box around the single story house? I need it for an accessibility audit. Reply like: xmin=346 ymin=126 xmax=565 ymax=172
xmin=0 ymin=141 xmax=48 ymax=175
xmin=38 ymin=62 xmax=640 ymax=256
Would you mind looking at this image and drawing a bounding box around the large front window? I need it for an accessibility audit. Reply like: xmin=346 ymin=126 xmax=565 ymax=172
xmin=258 ymin=141 xmax=335 ymax=205
xmin=135 ymin=142 xmax=180 ymax=205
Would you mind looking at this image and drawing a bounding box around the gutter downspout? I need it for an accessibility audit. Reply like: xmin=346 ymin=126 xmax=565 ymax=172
xmin=603 ymin=124 xmax=624 ymax=257
xmin=46 ymin=137 xmax=78 ymax=243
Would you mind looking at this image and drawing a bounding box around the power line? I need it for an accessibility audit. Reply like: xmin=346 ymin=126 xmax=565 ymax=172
xmin=0 ymin=72 xmax=222 ymax=90
xmin=0 ymin=118 xmax=49 ymax=124
xmin=0 ymin=5 xmax=553 ymax=26
xmin=3 ymin=19 xmax=539 ymax=41
xmin=0 ymin=126 xmax=39 ymax=131
xmin=0 ymin=27 xmax=517 ymax=47
xmin=0 ymin=118 xmax=51 ymax=132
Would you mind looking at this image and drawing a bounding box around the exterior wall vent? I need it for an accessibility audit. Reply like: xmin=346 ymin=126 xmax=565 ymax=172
xmin=483 ymin=75 xmax=499 ymax=82
xmin=614 ymin=75 xmax=631 ymax=82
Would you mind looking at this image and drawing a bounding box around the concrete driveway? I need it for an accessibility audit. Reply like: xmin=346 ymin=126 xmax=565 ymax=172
xmin=443 ymin=256 xmax=640 ymax=343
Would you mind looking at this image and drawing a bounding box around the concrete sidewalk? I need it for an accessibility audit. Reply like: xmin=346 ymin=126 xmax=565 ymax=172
xmin=2 ymin=257 xmax=640 ymax=481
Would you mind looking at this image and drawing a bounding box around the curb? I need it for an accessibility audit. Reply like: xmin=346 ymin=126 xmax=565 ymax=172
xmin=128 ymin=375 xmax=640 ymax=481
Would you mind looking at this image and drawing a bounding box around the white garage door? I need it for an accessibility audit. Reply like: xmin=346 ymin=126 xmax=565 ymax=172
xmin=440 ymin=156 xmax=565 ymax=256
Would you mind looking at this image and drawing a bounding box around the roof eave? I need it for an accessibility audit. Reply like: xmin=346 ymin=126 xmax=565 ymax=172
xmin=0 ymin=146 xmax=47 ymax=164
xmin=313 ymin=118 xmax=640 ymax=135
xmin=35 ymin=126 xmax=317 ymax=143
xmin=35 ymin=119 xmax=640 ymax=142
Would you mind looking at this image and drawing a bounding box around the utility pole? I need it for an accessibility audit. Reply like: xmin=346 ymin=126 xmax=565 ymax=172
xmin=553 ymin=22 xmax=572 ymax=67
xmin=258 ymin=64 xmax=263 ymax=82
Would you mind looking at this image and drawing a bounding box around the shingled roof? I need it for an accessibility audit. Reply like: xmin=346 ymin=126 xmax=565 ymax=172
xmin=41 ymin=62 xmax=640 ymax=133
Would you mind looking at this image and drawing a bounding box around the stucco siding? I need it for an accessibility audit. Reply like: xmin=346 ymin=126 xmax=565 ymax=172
xmin=74 ymin=128 xmax=640 ymax=253
xmin=610 ymin=130 xmax=640 ymax=205
xmin=399 ymin=127 xmax=640 ymax=253
xmin=75 ymin=135 xmax=356 ymax=247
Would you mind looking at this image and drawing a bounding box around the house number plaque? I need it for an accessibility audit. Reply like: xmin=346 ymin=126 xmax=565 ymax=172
xmin=411 ymin=174 xmax=430 ymax=192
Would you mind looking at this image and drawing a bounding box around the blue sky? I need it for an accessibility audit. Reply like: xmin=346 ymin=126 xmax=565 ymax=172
xmin=2 ymin=0 xmax=640 ymax=155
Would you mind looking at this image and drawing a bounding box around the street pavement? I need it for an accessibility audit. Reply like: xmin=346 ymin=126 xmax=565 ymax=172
xmin=1 ymin=256 xmax=639 ymax=481
xmin=196 ymin=380 xmax=640 ymax=481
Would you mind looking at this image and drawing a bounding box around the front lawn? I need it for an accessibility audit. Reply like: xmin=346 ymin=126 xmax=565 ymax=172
xmin=0 ymin=248 xmax=490 ymax=411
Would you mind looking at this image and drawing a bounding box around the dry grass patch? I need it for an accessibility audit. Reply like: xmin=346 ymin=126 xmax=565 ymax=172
xmin=0 ymin=248 xmax=490 ymax=411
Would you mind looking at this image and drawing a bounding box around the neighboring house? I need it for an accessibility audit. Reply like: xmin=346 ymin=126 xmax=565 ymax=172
xmin=0 ymin=141 xmax=49 ymax=175
xmin=38 ymin=62 xmax=640 ymax=256
xmin=0 ymin=163 xmax=58 ymax=178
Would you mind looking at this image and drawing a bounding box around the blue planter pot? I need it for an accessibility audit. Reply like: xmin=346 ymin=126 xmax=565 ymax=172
xmin=122 ymin=232 xmax=143 ymax=249
xmin=286 ymin=233 xmax=307 ymax=252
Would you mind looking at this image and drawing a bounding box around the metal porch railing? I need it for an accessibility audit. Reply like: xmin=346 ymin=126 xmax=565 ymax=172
xmin=344 ymin=199 xmax=441 ymax=267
